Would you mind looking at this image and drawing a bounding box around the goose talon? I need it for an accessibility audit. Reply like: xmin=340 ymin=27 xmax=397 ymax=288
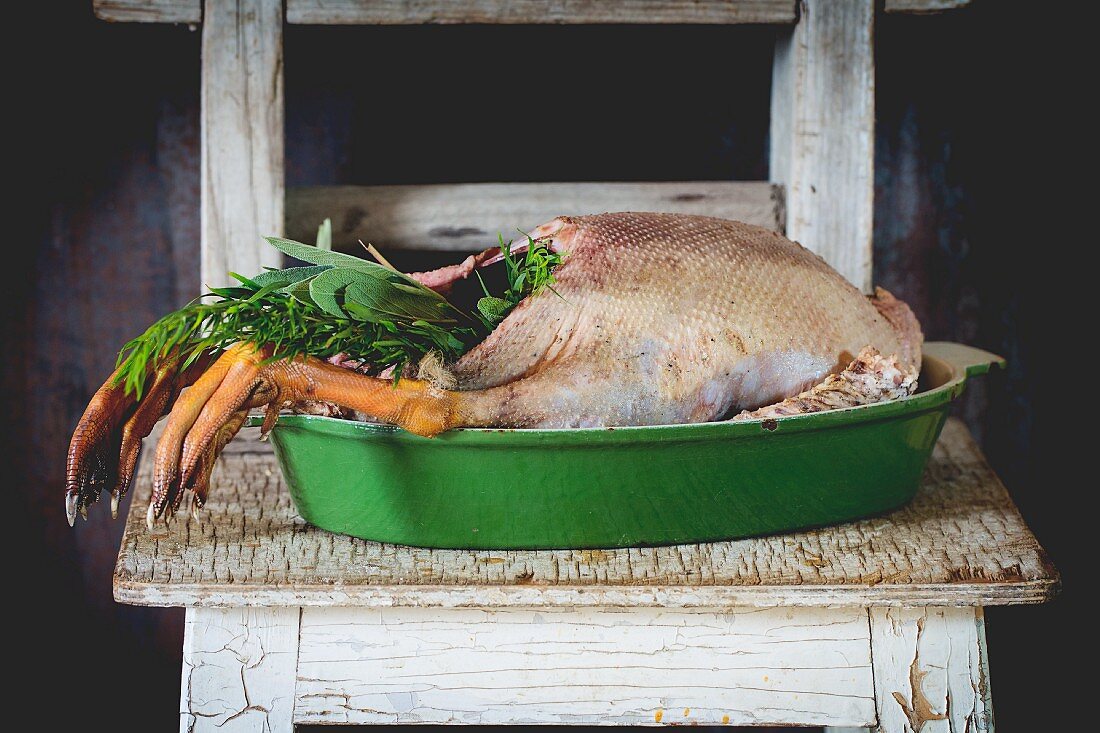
xmin=65 ymin=490 xmax=78 ymax=528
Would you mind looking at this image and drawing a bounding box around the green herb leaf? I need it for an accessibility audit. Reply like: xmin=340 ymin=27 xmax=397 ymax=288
xmin=251 ymin=265 xmax=331 ymax=289
xmin=305 ymin=267 xmax=461 ymax=324
xmin=307 ymin=268 xmax=358 ymax=318
xmin=229 ymin=272 xmax=263 ymax=288
xmin=284 ymin=277 xmax=318 ymax=307
xmin=265 ymin=236 xmax=383 ymax=270
xmin=476 ymin=296 xmax=511 ymax=326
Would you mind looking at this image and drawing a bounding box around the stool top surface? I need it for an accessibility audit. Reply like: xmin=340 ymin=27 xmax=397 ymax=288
xmin=114 ymin=418 xmax=1058 ymax=608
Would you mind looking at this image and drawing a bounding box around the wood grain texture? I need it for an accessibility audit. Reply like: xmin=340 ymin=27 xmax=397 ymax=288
xmin=286 ymin=0 xmax=797 ymax=25
xmin=293 ymin=606 xmax=875 ymax=726
xmin=285 ymin=182 xmax=784 ymax=252
xmin=180 ymin=607 xmax=300 ymax=732
xmin=94 ymin=0 xmax=202 ymax=23
xmin=868 ymin=607 xmax=993 ymax=732
xmin=884 ymin=0 xmax=971 ymax=13
xmin=770 ymin=0 xmax=875 ymax=291
xmin=200 ymin=0 xmax=284 ymax=289
xmin=95 ymin=0 xmax=799 ymax=25
xmin=113 ymin=419 xmax=1057 ymax=608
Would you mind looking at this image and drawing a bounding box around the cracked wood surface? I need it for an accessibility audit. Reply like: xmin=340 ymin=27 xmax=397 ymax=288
xmin=867 ymin=607 xmax=993 ymax=732
xmin=180 ymin=607 xmax=300 ymax=732
xmin=293 ymin=606 xmax=876 ymax=726
xmin=114 ymin=418 xmax=1056 ymax=608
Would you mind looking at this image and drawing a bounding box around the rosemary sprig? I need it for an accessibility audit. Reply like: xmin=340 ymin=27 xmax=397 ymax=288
xmin=112 ymin=229 xmax=564 ymax=398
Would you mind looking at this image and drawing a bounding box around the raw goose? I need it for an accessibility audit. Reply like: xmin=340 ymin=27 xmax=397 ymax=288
xmin=66 ymin=212 xmax=921 ymax=526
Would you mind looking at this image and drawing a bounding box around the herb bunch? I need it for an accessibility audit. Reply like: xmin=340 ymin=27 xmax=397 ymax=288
xmin=113 ymin=229 xmax=563 ymax=397
xmin=474 ymin=235 xmax=563 ymax=329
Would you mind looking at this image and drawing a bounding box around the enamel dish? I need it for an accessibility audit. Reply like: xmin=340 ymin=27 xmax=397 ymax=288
xmin=253 ymin=342 xmax=1002 ymax=549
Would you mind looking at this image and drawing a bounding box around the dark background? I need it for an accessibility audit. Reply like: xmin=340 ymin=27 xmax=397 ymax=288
xmin=7 ymin=1 xmax=1083 ymax=729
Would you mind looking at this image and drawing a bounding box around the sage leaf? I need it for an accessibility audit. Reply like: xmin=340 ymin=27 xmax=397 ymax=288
xmin=285 ymin=277 xmax=317 ymax=307
xmin=308 ymin=268 xmax=361 ymax=318
xmin=252 ymin=265 xmax=331 ymax=289
xmin=265 ymin=236 xmax=383 ymax=270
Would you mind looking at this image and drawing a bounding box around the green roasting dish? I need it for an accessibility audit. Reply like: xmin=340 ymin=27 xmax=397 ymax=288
xmin=249 ymin=341 xmax=1002 ymax=549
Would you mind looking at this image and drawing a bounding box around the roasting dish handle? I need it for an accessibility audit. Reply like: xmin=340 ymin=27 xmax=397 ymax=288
xmin=922 ymin=341 xmax=1006 ymax=380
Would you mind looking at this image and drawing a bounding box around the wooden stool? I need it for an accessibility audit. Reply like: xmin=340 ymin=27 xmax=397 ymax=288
xmin=115 ymin=419 xmax=1056 ymax=731
xmin=95 ymin=2 xmax=1052 ymax=730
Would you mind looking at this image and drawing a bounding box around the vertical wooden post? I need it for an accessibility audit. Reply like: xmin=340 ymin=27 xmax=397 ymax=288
xmin=770 ymin=0 xmax=875 ymax=292
xmin=179 ymin=607 xmax=302 ymax=732
xmin=201 ymin=0 xmax=284 ymax=290
xmin=867 ymin=607 xmax=994 ymax=733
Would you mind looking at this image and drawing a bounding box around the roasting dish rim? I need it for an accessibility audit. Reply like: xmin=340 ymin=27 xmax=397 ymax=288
xmin=247 ymin=341 xmax=1001 ymax=440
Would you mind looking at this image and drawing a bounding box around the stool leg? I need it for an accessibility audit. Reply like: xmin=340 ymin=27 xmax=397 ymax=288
xmin=868 ymin=607 xmax=994 ymax=733
xmin=179 ymin=607 xmax=301 ymax=732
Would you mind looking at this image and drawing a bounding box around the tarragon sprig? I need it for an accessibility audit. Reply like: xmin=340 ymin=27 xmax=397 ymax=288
xmin=474 ymin=234 xmax=563 ymax=329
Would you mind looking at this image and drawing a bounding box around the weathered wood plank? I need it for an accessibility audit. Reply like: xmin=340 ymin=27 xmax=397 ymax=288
xmin=94 ymin=0 xmax=202 ymax=23
xmin=285 ymin=182 xmax=784 ymax=252
xmin=868 ymin=607 xmax=993 ymax=733
xmin=180 ymin=607 xmax=300 ymax=732
xmin=884 ymin=0 xmax=971 ymax=13
xmin=114 ymin=419 xmax=1058 ymax=608
xmin=200 ymin=0 xmax=284 ymax=289
xmin=287 ymin=0 xmax=797 ymax=25
xmin=293 ymin=606 xmax=875 ymax=726
xmin=97 ymin=0 xmax=799 ymax=25
xmin=95 ymin=0 xmax=798 ymax=25
xmin=770 ymin=0 xmax=875 ymax=291
xmin=91 ymin=0 xmax=971 ymax=25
